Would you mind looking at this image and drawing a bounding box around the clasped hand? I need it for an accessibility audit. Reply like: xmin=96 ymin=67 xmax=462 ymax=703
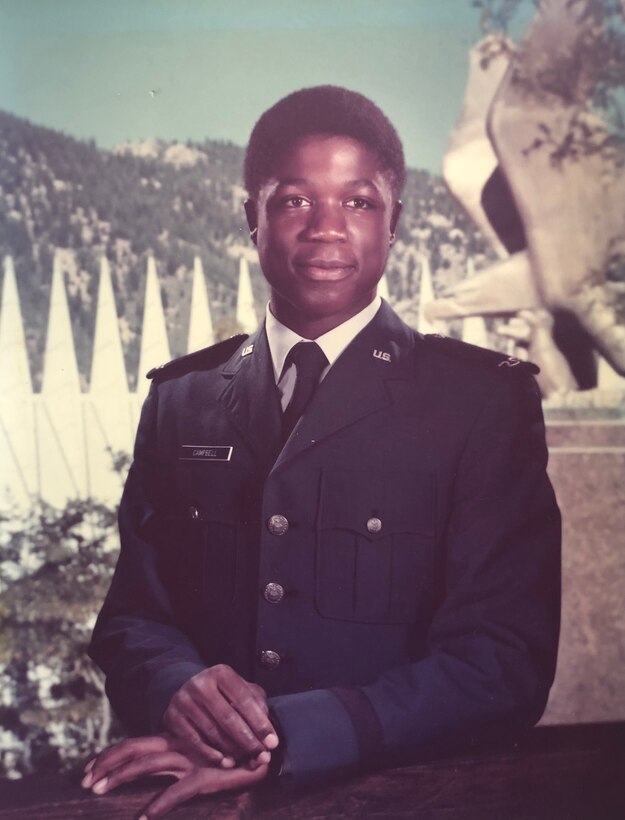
xmin=82 ymin=665 xmax=279 ymax=818
xmin=162 ymin=663 xmax=279 ymax=766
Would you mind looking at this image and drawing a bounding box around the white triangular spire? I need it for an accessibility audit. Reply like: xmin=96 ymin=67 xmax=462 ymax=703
xmin=90 ymin=256 xmax=128 ymax=394
xmin=0 ymin=256 xmax=32 ymax=395
xmin=461 ymin=258 xmax=489 ymax=347
xmin=417 ymin=255 xmax=442 ymax=335
xmin=0 ymin=256 xmax=37 ymax=509
xmin=37 ymin=254 xmax=86 ymax=506
xmin=462 ymin=315 xmax=490 ymax=348
xmin=236 ymin=257 xmax=258 ymax=334
xmin=137 ymin=256 xmax=170 ymax=399
xmin=41 ymin=253 xmax=81 ymax=394
xmin=459 ymin=258 xmax=482 ymax=345
xmin=85 ymin=256 xmax=134 ymax=502
xmin=81 ymin=397 xmax=132 ymax=505
xmin=187 ymin=256 xmax=215 ymax=352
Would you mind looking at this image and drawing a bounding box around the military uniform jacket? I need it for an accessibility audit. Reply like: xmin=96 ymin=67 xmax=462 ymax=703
xmin=89 ymin=301 xmax=561 ymax=785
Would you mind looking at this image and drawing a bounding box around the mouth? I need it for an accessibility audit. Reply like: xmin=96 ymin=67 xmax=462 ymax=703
xmin=294 ymin=258 xmax=356 ymax=281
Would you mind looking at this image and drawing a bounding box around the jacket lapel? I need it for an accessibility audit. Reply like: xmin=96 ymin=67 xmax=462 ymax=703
xmin=218 ymin=327 xmax=283 ymax=465
xmin=271 ymin=301 xmax=418 ymax=472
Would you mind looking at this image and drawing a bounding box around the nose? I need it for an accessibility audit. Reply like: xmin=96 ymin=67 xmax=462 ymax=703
xmin=301 ymin=201 xmax=347 ymax=242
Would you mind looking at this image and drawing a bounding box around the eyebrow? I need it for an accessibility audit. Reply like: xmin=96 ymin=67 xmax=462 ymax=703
xmin=275 ymin=177 xmax=381 ymax=190
xmin=346 ymin=178 xmax=379 ymax=190
xmin=275 ymin=177 xmax=308 ymax=187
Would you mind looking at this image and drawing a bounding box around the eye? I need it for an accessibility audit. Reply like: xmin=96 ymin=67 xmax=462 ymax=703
xmin=345 ymin=197 xmax=373 ymax=210
xmin=283 ymin=195 xmax=311 ymax=208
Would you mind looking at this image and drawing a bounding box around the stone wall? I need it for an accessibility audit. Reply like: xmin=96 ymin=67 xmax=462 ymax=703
xmin=541 ymin=421 xmax=625 ymax=724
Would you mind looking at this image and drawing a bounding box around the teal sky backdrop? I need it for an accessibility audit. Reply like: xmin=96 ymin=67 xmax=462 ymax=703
xmin=0 ymin=0 xmax=531 ymax=172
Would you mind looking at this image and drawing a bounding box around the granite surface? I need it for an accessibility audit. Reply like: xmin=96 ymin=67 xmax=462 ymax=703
xmin=541 ymin=422 xmax=625 ymax=724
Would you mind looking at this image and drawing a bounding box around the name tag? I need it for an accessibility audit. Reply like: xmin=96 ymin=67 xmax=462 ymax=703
xmin=179 ymin=445 xmax=233 ymax=462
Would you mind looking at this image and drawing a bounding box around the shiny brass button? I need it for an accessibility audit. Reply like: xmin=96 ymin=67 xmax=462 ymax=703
xmin=267 ymin=514 xmax=289 ymax=536
xmin=259 ymin=650 xmax=281 ymax=669
xmin=366 ymin=517 xmax=382 ymax=534
xmin=188 ymin=505 xmax=199 ymax=520
xmin=263 ymin=583 xmax=285 ymax=604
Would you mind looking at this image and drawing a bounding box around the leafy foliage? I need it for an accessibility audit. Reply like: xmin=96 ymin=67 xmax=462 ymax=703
xmin=473 ymin=0 xmax=625 ymax=165
xmin=0 ymin=488 xmax=126 ymax=778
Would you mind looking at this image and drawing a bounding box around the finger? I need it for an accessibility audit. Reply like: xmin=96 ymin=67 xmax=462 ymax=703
xmin=201 ymin=696 xmax=268 ymax=758
xmin=168 ymin=732 xmax=236 ymax=768
xmin=248 ymin=683 xmax=269 ymax=715
xmin=82 ymin=736 xmax=172 ymax=788
xmin=219 ymin=672 xmax=275 ymax=740
xmin=216 ymin=675 xmax=278 ymax=749
xmin=171 ymin=733 xmax=236 ymax=769
xmin=185 ymin=666 xmax=269 ymax=743
xmin=139 ymin=772 xmax=210 ymax=820
xmin=90 ymin=751 xmax=189 ymax=795
xmin=172 ymin=667 xmax=276 ymax=757
xmin=139 ymin=765 xmax=269 ymax=819
xmin=245 ymin=750 xmax=272 ymax=770
xmin=167 ymin=693 xmax=238 ymax=757
xmin=165 ymin=706 xmax=236 ymax=762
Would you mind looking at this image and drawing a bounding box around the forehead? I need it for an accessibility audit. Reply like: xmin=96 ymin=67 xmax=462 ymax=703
xmin=265 ymin=133 xmax=389 ymax=187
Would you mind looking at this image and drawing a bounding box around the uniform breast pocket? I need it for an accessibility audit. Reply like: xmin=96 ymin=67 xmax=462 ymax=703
xmin=161 ymin=495 xmax=240 ymax=609
xmin=315 ymin=469 xmax=436 ymax=624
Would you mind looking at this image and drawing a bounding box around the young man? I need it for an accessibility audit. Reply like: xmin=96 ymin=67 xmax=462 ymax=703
xmin=84 ymin=86 xmax=561 ymax=817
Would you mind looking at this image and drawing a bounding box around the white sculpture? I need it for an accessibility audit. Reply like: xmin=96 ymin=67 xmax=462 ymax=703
xmin=432 ymin=0 xmax=625 ymax=399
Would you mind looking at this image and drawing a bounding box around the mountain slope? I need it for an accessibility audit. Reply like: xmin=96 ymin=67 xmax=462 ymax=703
xmin=0 ymin=110 xmax=488 ymax=389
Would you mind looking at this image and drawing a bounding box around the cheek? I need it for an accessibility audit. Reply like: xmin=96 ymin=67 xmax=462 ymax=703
xmin=259 ymin=220 xmax=297 ymax=256
xmin=357 ymin=224 xmax=390 ymax=264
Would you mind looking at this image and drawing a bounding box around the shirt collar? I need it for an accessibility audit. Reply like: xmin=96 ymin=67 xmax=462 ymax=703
xmin=265 ymin=296 xmax=382 ymax=382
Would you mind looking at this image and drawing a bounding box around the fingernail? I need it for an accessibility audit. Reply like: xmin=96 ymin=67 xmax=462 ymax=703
xmin=138 ymin=815 xmax=148 ymax=820
xmin=81 ymin=773 xmax=93 ymax=788
xmin=257 ymin=751 xmax=271 ymax=765
xmin=264 ymin=732 xmax=279 ymax=749
xmin=92 ymin=778 xmax=108 ymax=794
xmin=84 ymin=758 xmax=95 ymax=772
xmin=221 ymin=756 xmax=236 ymax=768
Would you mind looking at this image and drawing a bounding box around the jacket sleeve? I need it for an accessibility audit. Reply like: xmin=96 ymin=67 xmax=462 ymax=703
xmin=268 ymin=373 xmax=561 ymax=785
xmin=89 ymin=383 xmax=207 ymax=733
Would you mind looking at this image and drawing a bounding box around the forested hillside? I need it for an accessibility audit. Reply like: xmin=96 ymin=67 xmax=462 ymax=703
xmin=0 ymin=110 xmax=489 ymax=389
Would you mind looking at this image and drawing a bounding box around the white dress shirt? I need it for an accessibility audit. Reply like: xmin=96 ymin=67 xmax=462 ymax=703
xmin=265 ymin=297 xmax=382 ymax=410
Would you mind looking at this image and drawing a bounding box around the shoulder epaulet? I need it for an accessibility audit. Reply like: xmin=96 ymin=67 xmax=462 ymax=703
xmin=423 ymin=333 xmax=539 ymax=375
xmin=146 ymin=334 xmax=248 ymax=383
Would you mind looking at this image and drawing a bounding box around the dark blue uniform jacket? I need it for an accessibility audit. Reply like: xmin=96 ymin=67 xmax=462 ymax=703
xmin=89 ymin=301 xmax=561 ymax=785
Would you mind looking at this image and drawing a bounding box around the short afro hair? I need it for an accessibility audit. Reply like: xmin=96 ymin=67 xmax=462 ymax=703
xmin=244 ymin=85 xmax=406 ymax=199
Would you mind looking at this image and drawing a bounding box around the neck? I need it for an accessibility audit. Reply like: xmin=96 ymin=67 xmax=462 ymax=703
xmin=269 ymin=294 xmax=376 ymax=339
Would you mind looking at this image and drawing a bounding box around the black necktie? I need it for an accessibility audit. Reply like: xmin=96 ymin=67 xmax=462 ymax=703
xmin=282 ymin=342 xmax=328 ymax=440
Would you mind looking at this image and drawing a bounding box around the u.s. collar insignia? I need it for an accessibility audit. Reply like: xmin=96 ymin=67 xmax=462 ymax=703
xmin=498 ymin=356 xmax=521 ymax=368
xmin=373 ymin=349 xmax=391 ymax=362
xmin=241 ymin=344 xmax=254 ymax=357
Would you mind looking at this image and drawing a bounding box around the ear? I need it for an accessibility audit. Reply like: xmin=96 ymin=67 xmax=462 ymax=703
xmin=244 ymin=199 xmax=258 ymax=246
xmin=390 ymin=200 xmax=402 ymax=236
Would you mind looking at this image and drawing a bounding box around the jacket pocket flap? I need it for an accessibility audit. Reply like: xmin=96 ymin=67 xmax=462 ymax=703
xmin=167 ymin=494 xmax=240 ymax=525
xmin=317 ymin=468 xmax=435 ymax=539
